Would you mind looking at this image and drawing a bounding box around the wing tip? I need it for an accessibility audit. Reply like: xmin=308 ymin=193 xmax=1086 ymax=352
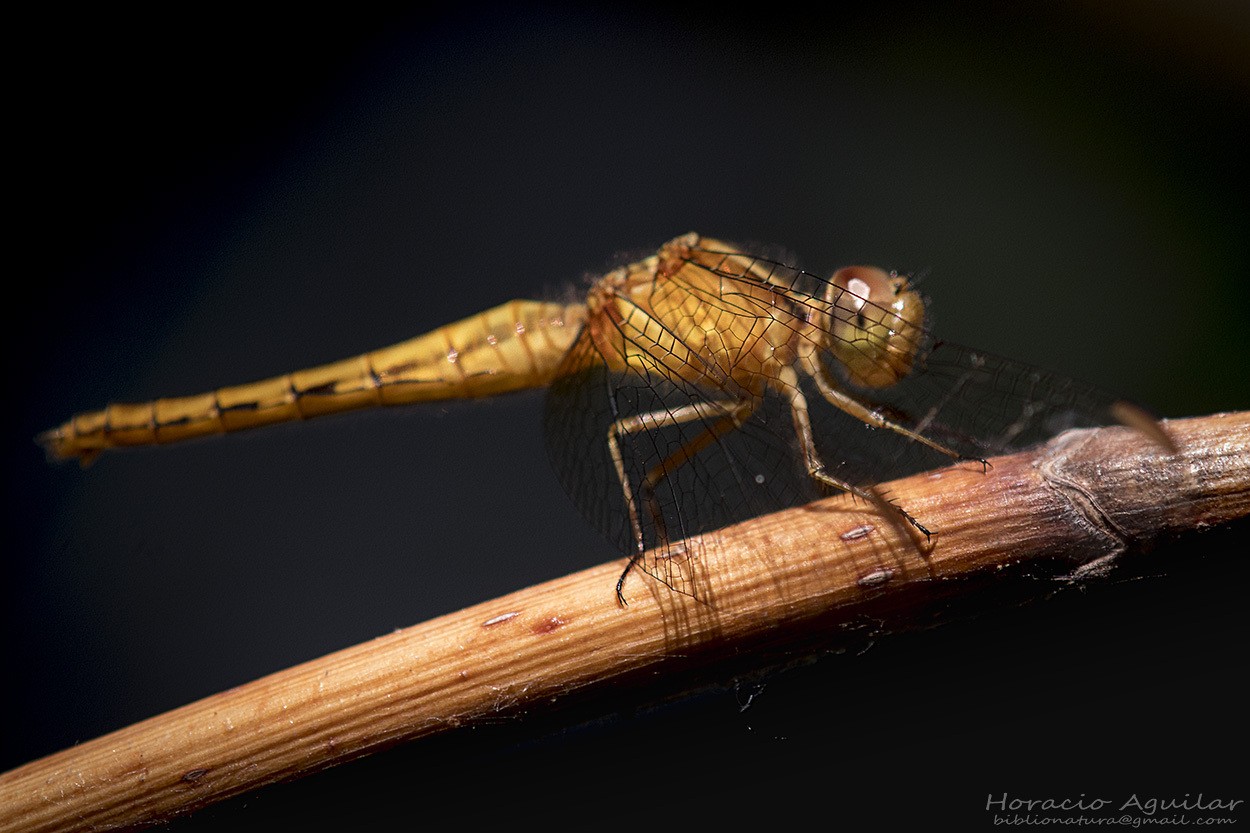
xmin=1109 ymin=400 xmax=1178 ymax=454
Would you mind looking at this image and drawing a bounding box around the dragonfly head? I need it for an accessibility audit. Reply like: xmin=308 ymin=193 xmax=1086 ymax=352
xmin=822 ymin=266 xmax=925 ymax=388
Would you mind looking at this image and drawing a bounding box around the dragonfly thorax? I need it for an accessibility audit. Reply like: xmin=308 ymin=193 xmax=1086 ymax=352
xmin=586 ymin=235 xmax=806 ymax=391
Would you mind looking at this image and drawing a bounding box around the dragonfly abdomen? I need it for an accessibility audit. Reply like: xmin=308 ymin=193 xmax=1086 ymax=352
xmin=39 ymin=299 xmax=586 ymax=464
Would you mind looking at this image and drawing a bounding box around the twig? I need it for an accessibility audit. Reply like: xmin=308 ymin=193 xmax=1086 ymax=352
xmin=2 ymin=411 xmax=1246 ymax=832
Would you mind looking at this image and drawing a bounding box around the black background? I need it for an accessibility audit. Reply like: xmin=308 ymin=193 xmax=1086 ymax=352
xmin=6 ymin=3 xmax=1248 ymax=828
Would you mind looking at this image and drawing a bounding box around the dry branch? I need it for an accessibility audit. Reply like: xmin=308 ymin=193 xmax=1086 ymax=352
xmin=2 ymin=411 xmax=1247 ymax=832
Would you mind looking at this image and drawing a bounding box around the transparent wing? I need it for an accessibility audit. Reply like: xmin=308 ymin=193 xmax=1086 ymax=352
xmin=807 ymin=337 xmax=1127 ymax=488
xmin=691 ymin=244 xmax=1132 ymax=484
xmin=544 ymin=329 xmax=821 ymax=599
xmin=543 ymin=244 xmax=1136 ymax=600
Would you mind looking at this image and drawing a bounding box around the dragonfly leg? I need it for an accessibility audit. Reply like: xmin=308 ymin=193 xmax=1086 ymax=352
xmin=607 ymin=398 xmax=755 ymax=605
xmin=776 ymin=366 xmax=933 ymax=539
xmin=638 ymin=399 xmax=758 ymax=549
xmin=801 ymin=355 xmax=986 ymax=468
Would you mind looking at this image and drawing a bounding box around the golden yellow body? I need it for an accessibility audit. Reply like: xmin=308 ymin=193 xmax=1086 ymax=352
xmin=42 ymin=232 xmax=923 ymax=466
xmin=44 ymin=232 xmax=1142 ymax=603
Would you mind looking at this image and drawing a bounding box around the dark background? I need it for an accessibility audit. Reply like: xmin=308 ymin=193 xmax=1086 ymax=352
xmin=6 ymin=2 xmax=1247 ymax=828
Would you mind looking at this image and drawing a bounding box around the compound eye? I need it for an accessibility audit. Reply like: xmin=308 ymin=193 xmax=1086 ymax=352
xmin=826 ymin=266 xmax=925 ymax=388
xmin=834 ymin=266 xmax=894 ymax=310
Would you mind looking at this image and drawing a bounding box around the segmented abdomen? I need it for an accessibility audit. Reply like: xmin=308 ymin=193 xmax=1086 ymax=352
xmin=40 ymin=299 xmax=587 ymax=463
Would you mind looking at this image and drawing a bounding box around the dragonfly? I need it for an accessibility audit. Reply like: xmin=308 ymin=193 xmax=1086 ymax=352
xmin=39 ymin=232 xmax=1167 ymax=604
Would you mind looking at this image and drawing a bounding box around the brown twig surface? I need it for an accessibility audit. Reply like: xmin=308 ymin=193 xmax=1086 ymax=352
xmin=2 ymin=411 xmax=1247 ymax=833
